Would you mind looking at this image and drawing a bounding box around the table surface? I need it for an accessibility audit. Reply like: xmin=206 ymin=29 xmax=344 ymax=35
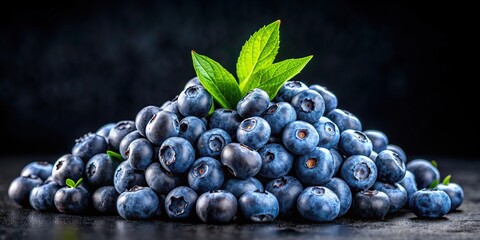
xmin=1 ymin=155 xmax=479 ymax=240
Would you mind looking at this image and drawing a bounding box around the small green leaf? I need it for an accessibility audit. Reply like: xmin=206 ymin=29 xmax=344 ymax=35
xmin=443 ymin=175 xmax=451 ymax=185
xmin=107 ymin=150 xmax=123 ymax=161
xmin=429 ymin=179 xmax=439 ymax=189
xmin=192 ymin=51 xmax=243 ymax=109
xmin=242 ymin=56 xmax=313 ymax=98
xmin=237 ymin=20 xmax=280 ymax=86
xmin=75 ymin=178 xmax=83 ymax=188
xmin=431 ymin=160 xmax=438 ymax=168
xmin=65 ymin=179 xmax=75 ymax=188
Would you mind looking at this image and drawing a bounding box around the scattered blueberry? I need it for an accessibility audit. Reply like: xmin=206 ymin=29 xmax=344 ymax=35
xmin=437 ymin=175 xmax=464 ymax=211
xmin=410 ymin=188 xmax=451 ymax=218
xmin=8 ymin=175 xmax=43 ymax=207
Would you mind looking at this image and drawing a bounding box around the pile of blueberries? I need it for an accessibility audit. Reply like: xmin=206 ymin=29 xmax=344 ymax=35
xmin=8 ymin=78 xmax=464 ymax=223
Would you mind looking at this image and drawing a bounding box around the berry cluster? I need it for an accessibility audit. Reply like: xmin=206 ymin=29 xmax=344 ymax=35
xmin=8 ymin=79 xmax=464 ymax=223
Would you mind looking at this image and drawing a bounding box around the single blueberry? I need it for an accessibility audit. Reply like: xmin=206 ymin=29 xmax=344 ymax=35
xmin=282 ymin=121 xmax=319 ymax=155
xmin=92 ymin=186 xmax=119 ymax=215
xmin=72 ymin=132 xmax=108 ymax=162
xmin=352 ymin=190 xmax=390 ymax=220
xmin=126 ymin=138 xmax=154 ymax=171
xmin=164 ymin=186 xmax=198 ymax=220
xmin=265 ymin=176 xmax=303 ymax=216
xmin=338 ymin=129 xmax=373 ymax=157
xmin=178 ymin=85 xmax=212 ymax=118
xmin=8 ymin=175 xmax=43 ymax=207
xmin=85 ymin=153 xmax=118 ymax=188
xmin=188 ymin=157 xmax=225 ymax=193
xmin=208 ymin=109 xmax=242 ymax=138
xmin=407 ymin=159 xmax=440 ymax=189
xmin=135 ymin=105 xmax=162 ymax=137
xmin=340 ymin=155 xmax=378 ymax=191
xmin=113 ymin=161 xmax=146 ymax=193
xmin=437 ymin=181 xmax=464 ymax=211
xmin=145 ymin=162 xmax=183 ymax=195
xmin=262 ymin=102 xmax=297 ymax=135
xmin=117 ymin=186 xmax=159 ymax=220
xmin=21 ymin=161 xmax=53 ymax=181
xmin=159 ymin=137 xmax=195 ymax=174
xmin=52 ymin=154 xmax=84 ymax=186
xmin=375 ymin=150 xmax=406 ymax=183
xmin=54 ymin=185 xmax=90 ymax=214
xmin=108 ymin=120 xmax=136 ymax=152
xmin=258 ymin=143 xmax=294 ymax=179
xmin=196 ymin=190 xmax=238 ymax=224
xmin=313 ymin=117 xmax=340 ymax=149
xmin=29 ymin=181 xmax=61 ymax=211
xmin=291 ymin=89 xmax=325 ymax=124
xmin=145 ymin=111 xmax=180 ymax=146
xmin=220 ymin=143 xmax=262 ymax=179
xmin=372 ymin=182 xmax=408 ymax=213
xmin=178 ymin=116 xmax=206 ymax=146
xmin=237 ymin=117 xmax=271 ymax=150
xmin=239 ymin=190 xmax=279 ymax=222
xmin=197 ymin=128 xmax=232 ymax=159
xmin=295 ymin=147 xmax=335 ymax=186
xmin=410 ymin=188 xmax=451 ymax=218
xmin=236 ymin=88 xmax=270 ymax=118
xmin=364 ymin=130 xmax=389 ymax=153
xmin=119 ymin=130 xmax=143 ymax=160
xmin=297 ymin=186 xmax=340 ymax=222
xmin=275 ymin=81 xmax=309 ymax=102
xmin=309 ymin=84 xmax=338 ymax=113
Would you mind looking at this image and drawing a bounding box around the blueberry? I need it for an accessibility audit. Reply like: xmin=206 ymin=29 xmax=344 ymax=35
xmin=164 ymin=186 xmax=198 ymax=220
xmin=117 ymin=186 xmax=159 ymax=220
xmin=108 ymin=120 xmax=136 ymax=152
xmin=282 ymin=121 xmax=319 ymax=155
xmin=372 ymin=182 xmax=408 ymax=213
xmin=52 ymin=154 xmax=84 ymax=186
xmin=406 ymin=159 xmax=440 ymax=189
xmin=410 ymin=189 xmax=451 ymax=218
xmin=309 ymin=84 xmax=338 ymax=113
xmin=297 ymin=186 xmax=340 ymax=222
xmin=329 ymin=149 xmax=344 ymax=176
xmin=178 ymin=116 xmax=206 ymax=145
xmin=237 ymin=117 xmax=271 ymax=150
xmin=239 ymin=190 xmax=279 ymax=222
xmin=159 ymin=137 xmax=195 ymax=174
xmin=178 ymin=85 xmax=212 ymax=118
xmin=291 ymin=89 xmax=325 ymax=124
xmin=196 ymin=190 xmax=238 ymax=224
xmin=92 ymin=186 xmax=119 ymax=215
xmin=262 ymin=102 xmax=297 ymax=135
xmin=352 ymin=190 xmax=390 ymax=219
xmin=296 ymin=147 xmax=335 ymax=186
xmin=145 ymin=111 xmax=180 ymax=146
xmin=437 ymin=179 xmax=464 ymax=211
xmin=85 ymin=153 xmax=118 ymax=188
xmin=386 ymin=144 xmax=407 ymax=164
xmin=20 ymin=161 xmax=53 ymax=181
xmin=119 ymin=130 xmax=143 ymax=159
xmin=375 ymin=150 xmax=406 ymax=183
xmin=113 ymin=161 xmax=146 ymax=193
xmin=145 ymin=162 xmax=183 ymax=195
xmin=8 ymin=175 xmax=43 ymax=207
xmin=184 ymin=76 xmax=201 ymax=89
xmin=29 ymin=181 xmax=61 ymax=211
xmin=398 ymin=170 xmax=418 ymax=207
xmin=197 ymin=128 xmax=232 ymax=158
xmin=220 ymin=143 xmax=262 ymax=179
xmin=208 ymin=109 xmax=242 ymax=138
xmin=364 ymin=130 xmax=389 ymax=153
xmin=72 ymin=133 xmax=108 ymax=162
xmin=258 ymin=143 xmax=293 ymax=179
xmin=324 ymin=177 xmax=352 ymax=217
xmin=188 ymin=157 xmax=225 ymax=193
xmin=340 ymin=155 xmax=378 ymax=191
xmin=326 ymin=109 xmax=362 ymax=132
xmin=221 ymin=177 xmax=264 ymax=199
xmin=338 ymin=130 xmax=373 ymax=157
xmin=96 ymin=123 xmax=116 ymax=140
xmin=275 ymin=81 xmax=309 ymax=102
xmin=265 ymin=176 xmax=303 ymax=216
xmin=126 ymin=138 xmax=154 ymax=171
xmin=236 ymin=88 xmax=270 ymax=118
xmin=135 ymin=105 xmax=162 ymax=137
xmin=54 ymin=185 xmax=90 ymax=214
xmin=313 ymin=117 xmax=340 ymax=149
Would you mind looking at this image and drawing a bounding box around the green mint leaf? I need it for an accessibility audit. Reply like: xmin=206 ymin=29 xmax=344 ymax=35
xmin=431 ymin=160 xmax=438 ymax=168
xmin=65 ymin=178 xmax=75 ymax=188
xmin=192 ymin=51 xmax=242 ymax=109
xmin=429 ymin=179 xmax=439 ymax=189
xmin=243 ymin=56 xmax=313 ymax=99
xmin=75 ymin=178 xmax=83 ymax=188
xmin=107 ymin=150 xmax=123 ymax=161
xmin=237 ymin=20 xmax=280 ymax=89
xmin=442 ymin=175 xmax=451 ymax=185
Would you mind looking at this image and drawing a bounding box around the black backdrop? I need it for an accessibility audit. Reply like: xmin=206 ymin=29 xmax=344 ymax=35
xmin=0 ymin=0 xmax=476 ymax=159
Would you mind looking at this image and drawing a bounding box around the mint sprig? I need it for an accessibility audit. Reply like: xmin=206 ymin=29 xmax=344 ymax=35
xmin=107 ymin=150 xmax=123 ymax=161
xmin=428 ymin=179 xmax=439 ymax=189
xmin=431 ymin=160 xmax=438 ymax=168
xmin=66 ymin=178 xmax=83 ymax=188
xmin=192 ymin=20 xmax=312 ymax=109
xmin=442 ymin=175 xmax=452 ymax=185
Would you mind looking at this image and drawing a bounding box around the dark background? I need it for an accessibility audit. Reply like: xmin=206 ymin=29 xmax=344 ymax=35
xmin=0 ymin=0 xmax=476 ymax=159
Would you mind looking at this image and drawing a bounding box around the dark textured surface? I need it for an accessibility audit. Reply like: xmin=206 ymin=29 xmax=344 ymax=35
xmin=0 ymin=0 xmax=477 ymax=158
xmin=1 ymin=156 xmax=479 ymax=240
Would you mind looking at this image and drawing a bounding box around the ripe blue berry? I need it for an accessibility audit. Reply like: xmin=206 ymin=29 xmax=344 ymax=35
xmin=29 ymin=181 xmax=61 ymax=212
xmin=313 ymin=117 xmax=340 ymax=149
xmin=262 ymin=102 xmax=297 ymax=135
xmin=275 ymin=81 xmax=309 ymax=103
xmin=196 ymin=190 xmax=238 ymax=224
xmin=165 ymin=186 xmax=198 ymax=220
xmin=297 ymin=186 xmax=340 ymax=222
xmin=208 ymin=109 xmax=242 ymax=138
xmin=237 ymin=117 xmax=271 ymax=150
xmin=72 ymin=133 xmax=108 ymax=162
xmin=375 ymin=150 xmax=406 ymax=183
xmin=145 ymin=162 xmax=183 ymax=195
xmin=239 ymin=190 xmax=279 ymax=222
xmin=188 ymin=157 xmax=225 ymax=193
xmin=108 ymin=120 xmax=136 ymax=152
xmin=159 ymin=137 xmax=195 ymax=174
xmin=258 ymin=143 xmax=293 ymax=179
xmin=221 ymin=177 xmax=264 ymax=199
xmin=407 ymin=159 xmax=440 ymax=189
xmin=295 ymin=147 xmax=335 ymax=186
xmin=20 ymin=161 xmax=53 ymax=181
xmin=178 ymin=116 xmax=206 ymax=145
xmin=117 ymin=186 xmax=159 ymax=220
xmin=92 ymin=186 xmax=119 ymax=215
xmin=410 ymin=189 xmax=451 ymax=218
xmin=8 ymin=175 xmax=43 ymax=207
xmin=221 ymin=143 xmax=262 ymax=179
xmin=372 ymin=182 xmax=408 ymax=213
xmin=85 ymin=153 xmax=118 ymax=188
xmin=352 ymin=190 xmax=390 ymax=220
xmin=364 ymin=130 xmax=389 ymax=153
xmin=340 ymin=155 xmax=378 ymax=191
xmin=282 ymin=121 xmax=319 ymax=155
xmin=291 ymin=89 xmax=325 ymax=124
xmin=52 ymin=154 xmax=84 ymax=186
xmin=135 ymin=105 xmax=162 ymax=137
xmin=265 ymin=176 xmax=303 ymax=216
xmin=145 ymin=111 xmax=180 ymax=146
xmin=338 ymin=130 xmax=373 ymax=157
xmin=309 ymin=84 xmax=338 ymax=113
xmin=178 ymin=85 xmax=212 ymax=118
xmin=236 ymin=88 xmax=270 ymax=118
xmin=126 ymin=138 xmax=154 ymax=171
xmin=197 ymin=128 xmax=232 ymax=158
xmin=326 ymin=109 xmax=362 ymax=132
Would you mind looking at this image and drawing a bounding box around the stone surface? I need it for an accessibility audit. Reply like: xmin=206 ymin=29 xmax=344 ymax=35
xmin=1 ymin=156 xmax=479 ymax=240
